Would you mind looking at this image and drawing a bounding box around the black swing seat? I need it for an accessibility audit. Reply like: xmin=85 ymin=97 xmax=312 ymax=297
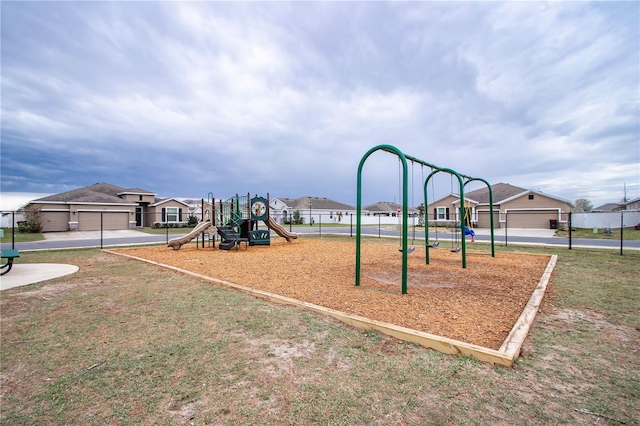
xmin=398 ymin=247 xmax=416 ymax=253
xmin=451 ymin=247 xmax=461 ymax=253
xmin=427 ymin=241 xmax=439 ymax=248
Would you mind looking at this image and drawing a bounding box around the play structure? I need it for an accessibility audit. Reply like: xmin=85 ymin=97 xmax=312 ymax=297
xmin=356 ymin=144 xmax=496 ymax=294
xmin=168 ymin=193 xmax=297 ymax=251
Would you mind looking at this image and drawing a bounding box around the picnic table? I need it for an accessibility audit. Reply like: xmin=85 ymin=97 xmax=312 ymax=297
xmin=1 ymin=249 xmax=20 ymax=276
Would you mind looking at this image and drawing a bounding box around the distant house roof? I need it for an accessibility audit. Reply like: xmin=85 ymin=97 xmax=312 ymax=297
xmin=592 ymin=203 xmax=623 ymax=212
xmin=363 ymin=201 xmax=419 ymax=213
xmin=31 ymin=182 xmax=153 ymax=205
xmin=274 ymin=196 xmax=355 ymax=211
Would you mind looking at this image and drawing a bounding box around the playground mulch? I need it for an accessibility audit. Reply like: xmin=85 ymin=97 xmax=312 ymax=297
xmin=113 ymin=239 xmax=551 ymax=350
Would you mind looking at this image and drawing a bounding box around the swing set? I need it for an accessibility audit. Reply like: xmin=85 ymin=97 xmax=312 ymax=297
xmin=355 ymin=144 xmax=496 ymax=294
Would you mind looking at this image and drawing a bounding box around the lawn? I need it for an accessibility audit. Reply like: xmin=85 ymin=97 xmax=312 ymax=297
xmin=0 ymin=228 xmax=45 ymax=243
xmin=555 ymin=227 xmax=640 ymax=240
xmin=1 ymin=238 xmax=638 ymax=425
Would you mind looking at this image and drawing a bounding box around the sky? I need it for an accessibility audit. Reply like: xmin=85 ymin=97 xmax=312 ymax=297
xmin=1 ymin=1 xmax=639 ymax=211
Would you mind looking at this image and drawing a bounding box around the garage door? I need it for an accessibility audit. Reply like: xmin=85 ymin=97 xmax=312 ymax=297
xmin=477 ymin=211 xmax=499 ymax=229
xmin=41 ymin=211 xmax=70 ymax=232
xmin=506 ymin=211 xmax=554 ymax=229
xmin=78 ymin=212 xmax=130 ymax=231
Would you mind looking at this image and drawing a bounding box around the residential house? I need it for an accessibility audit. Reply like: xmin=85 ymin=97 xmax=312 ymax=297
xmin=270 ymin=196 xmax=356 ymax=225
xmin=426 ymin=183 xmax=574 ymax=229
xmin=592 ymin=197 xmax=640 ymax=212
xmin=25 ymin=183 xmax=190 ymax=232
xmin=623 ymin=197 xmax=640 ymax=211
xmin=363 ymin=201 xmax=419 ymax=217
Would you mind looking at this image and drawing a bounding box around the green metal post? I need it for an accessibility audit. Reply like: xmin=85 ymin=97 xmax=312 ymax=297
xmin=423 ymin=168 xmax=441 ymax=265
xmin=424 ymin=168 xmax=466 ymax=268
xmin=464 ymin=177 xmax=495 ymax=258
xmin=356 ymin=144 xmax=409 ymax=294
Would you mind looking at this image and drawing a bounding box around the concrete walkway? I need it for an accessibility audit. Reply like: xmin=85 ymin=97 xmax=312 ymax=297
xmin=0 ymin=264 xmax=79 ymax=291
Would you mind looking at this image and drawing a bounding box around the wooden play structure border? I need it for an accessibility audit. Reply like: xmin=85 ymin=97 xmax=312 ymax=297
xmin=105 ymin=250 xmax=557 ymax=367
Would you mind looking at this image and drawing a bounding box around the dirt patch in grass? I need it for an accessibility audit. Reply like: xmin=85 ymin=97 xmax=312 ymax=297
xmin=113 ymin=239 xmax=550 ymax=350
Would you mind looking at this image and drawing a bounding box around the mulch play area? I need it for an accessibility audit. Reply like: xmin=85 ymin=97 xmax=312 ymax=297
xmin=112 ymin=238 xmax=552 ymax=352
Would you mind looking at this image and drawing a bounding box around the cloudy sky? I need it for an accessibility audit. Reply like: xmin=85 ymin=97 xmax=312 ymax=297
xmin=1 ymin=1 xmax=638 ymax=210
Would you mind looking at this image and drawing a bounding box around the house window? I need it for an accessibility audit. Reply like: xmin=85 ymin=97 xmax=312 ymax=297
xmin=437 ymin=207 xmax=447 ymax=220
xmin=139 ymin=195 xmax=143 ymax=201
xmin=529 ymin=194 xmax=534 ymax=200
xmin=166 ymin=207 xmax=178 ymax=222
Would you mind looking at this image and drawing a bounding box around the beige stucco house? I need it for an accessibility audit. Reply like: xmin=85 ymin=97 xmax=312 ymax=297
xmin=426 ymin=183 xmax=574 ymax=229
xmin=25 ymin=183 xmax=190 ymax=232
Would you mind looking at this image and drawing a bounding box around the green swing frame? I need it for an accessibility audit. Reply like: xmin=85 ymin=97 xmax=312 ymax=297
xmin=355 ymin=144 xmax=495 ymax=294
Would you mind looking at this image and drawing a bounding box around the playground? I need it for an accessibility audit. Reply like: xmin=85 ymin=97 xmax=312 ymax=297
xmin=113 ymin=237 xmax=551 ymax=355
xmin=112 ymin=145 xmax=552 ymax=364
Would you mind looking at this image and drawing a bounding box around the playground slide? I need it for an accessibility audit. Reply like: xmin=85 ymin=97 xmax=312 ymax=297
xmin=167 ymin=221 xmax=214 ymax=250
xmin=264 ymin=217 xmax=298 ymax=242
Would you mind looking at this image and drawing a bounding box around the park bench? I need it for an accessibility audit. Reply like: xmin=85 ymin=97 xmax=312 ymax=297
xmin=1 ymin=249 xmax=20 ymax=276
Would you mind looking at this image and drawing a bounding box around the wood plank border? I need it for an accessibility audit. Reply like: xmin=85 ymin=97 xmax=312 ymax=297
xmin=104 ymin=250 xmax=557 ymax=367
xmin=500 ymin=254 xmax=557 ymax=358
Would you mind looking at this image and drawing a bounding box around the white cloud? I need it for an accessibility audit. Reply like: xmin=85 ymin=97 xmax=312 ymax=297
xmin=1 ymin=1 xmax=638 ymax=206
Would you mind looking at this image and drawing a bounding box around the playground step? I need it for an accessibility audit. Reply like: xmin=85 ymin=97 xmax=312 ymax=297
xmin=217 ymin=226 xmax=238 ymax=242
xmin=218 ymin=240 xmax=236 ymax=251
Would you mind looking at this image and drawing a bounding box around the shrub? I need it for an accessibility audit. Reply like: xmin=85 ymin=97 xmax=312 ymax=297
xmin=17 ymin=210 xmax=42 ymax=233
xmin=187 ymin=215 xmax=199 ymax=227
xmin=292 ymin=209 xmax=303 ymax=225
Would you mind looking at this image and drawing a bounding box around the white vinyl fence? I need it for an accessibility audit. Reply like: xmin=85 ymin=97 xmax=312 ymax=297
xmin=572 ymin=211 xmax=640 ymax=229
xmin=1 ymin=212 xmax=25 ymax=228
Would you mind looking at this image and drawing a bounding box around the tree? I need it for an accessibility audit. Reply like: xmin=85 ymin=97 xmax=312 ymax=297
xmin=292 ymin=209 xmax=302 ymax=225
xmin=574 ymin=198 xmax=593 ymax=213
xmin=417 ymin=203 xmax=425 ymax=226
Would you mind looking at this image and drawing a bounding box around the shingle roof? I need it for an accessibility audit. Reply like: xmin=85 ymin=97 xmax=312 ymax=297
xmin=276 ymin=196 xmax=355 ymax=211
xmin=592 ymin=203 xmax=623 ymax=212
xmin=33 ymin=183 xmax=145 ymax=204
xmin=363 ymin=202 xmax=418 ymax=213
xmin=465 ymin=183 xmax=528 ymax=204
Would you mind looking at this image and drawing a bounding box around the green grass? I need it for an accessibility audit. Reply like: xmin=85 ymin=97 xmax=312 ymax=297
xmin=1 ymin=242 xmax=638 ymax=425
xmin=555 ymin=227 xmax=640 ymax=240
xmin=0 ymin=227 xmax=45 ymax=243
